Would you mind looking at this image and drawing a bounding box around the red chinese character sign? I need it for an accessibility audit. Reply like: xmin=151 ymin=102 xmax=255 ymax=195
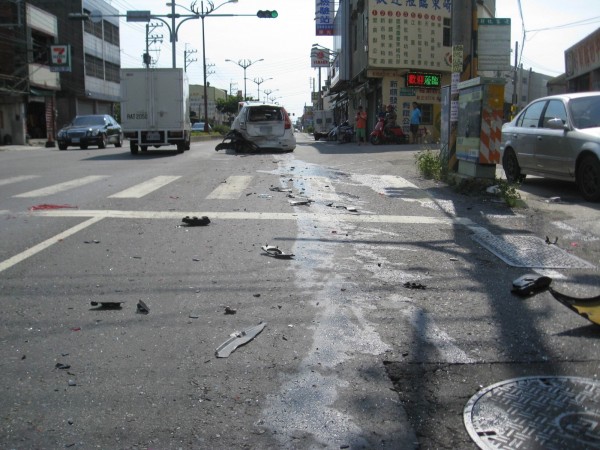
xmin=316 ymin=0 xmax=334 ymax=36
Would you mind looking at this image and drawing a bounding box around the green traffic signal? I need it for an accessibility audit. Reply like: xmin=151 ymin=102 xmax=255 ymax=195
xmin=257 ymin=10 xmax=278 ymax=18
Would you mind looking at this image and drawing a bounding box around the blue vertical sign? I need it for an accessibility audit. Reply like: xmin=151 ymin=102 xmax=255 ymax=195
xmin=315 ymin=0 xmax=334 ymax=36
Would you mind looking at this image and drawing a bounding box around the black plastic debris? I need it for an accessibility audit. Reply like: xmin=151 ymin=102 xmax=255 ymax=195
xmin=261 ymin=244 xmax=294 ymax=259
xmin=215 ymin=322 xmax=267 ymax=358
xmin=511 ymin=274 xmax=552 ymax=297
xmin=55 ymin=363 xmax=71 ymax=370
xmin=404 ymin=282 xmax=426 ymax=290
xmin=215 ymin=130 xmax=259 ymax=153
xmin=136 ymin=300 xmax=150 ymax=315
xmin=545 ymin=236 xmax=559 ymax=245
xmin=90 ymin=301 xmax=124 ymax=309
xmin=224 ymin=306 xmax=237 ymax=315
xmin=269 ymin=186 xmax=292 ymax=193
xmin=182 ymin=216 xmax=210 ymax=226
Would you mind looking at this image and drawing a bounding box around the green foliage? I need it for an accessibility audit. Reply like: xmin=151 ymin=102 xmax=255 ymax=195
xmin=216 ymin=97 xmax=242 ymax=116
xmin=414 ymin=149 xmax=444 ymax=180
xmin=212 ymin=124 xmax=230 ymax=135
xmin=495 ymin=178 xmax=521 ymax=206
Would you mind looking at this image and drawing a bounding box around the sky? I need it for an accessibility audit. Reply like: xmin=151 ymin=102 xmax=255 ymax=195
xmin=110 ymin=0 xmax=600 ymax=119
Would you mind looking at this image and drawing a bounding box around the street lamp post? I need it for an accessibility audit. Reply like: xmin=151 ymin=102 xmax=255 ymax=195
xmin=262 ymin=88 xmax=278 ymax=103
xmin=189 ymin=0 xmax=239 ymax=132
xmin=251 ymin=77 xmax=272 ymax=102
xmin=225 ymin=58 xmax=264 ymax=100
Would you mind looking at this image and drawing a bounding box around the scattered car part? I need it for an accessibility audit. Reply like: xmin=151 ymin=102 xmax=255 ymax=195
xmin=182 ymin=216 xmax=210 ymax=226
xmin=215 ymin=130 xmax=260 ymax=153
xmin=90 ymin=301 xmax=124 ymax=309
xmin=215 ymin=322 xmax=267 ymax=358
xmin=289 ymin=199 xmax=312 ymax=206
xmin=136 ymin=300 xmax=150 ymax=315
xmin=545 ymin=236 xmax=559 ymax=245
xmin=404 ymin=282 xmax=426 ymax=290
xmin=511 ymin=274 xmax=553 ymax=297
xmin=548 ymin=287 xmax=600 ymax=325
xmin=261 ymin=245 xmax=294 ymax=258
xmin=224 ymin=306 xmax=237 ymax=315
xmin=269 ymin=186 xmax=292 ymax=192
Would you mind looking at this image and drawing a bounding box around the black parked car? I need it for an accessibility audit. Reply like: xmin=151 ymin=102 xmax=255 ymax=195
xmin=57 ymin=114 xmax=123 ymax=150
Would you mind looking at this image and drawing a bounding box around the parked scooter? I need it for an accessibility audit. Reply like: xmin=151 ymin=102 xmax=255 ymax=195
xmin=369 ymin=117 xmax=408 ymax=145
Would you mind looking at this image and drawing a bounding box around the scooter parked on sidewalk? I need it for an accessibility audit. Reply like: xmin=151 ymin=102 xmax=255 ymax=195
xmin=369 ymin=117 xmax=408 ymax=145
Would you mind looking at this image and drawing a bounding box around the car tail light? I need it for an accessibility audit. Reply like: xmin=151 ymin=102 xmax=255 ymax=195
xmin=283 ymin=109 xmax=292 ymax=130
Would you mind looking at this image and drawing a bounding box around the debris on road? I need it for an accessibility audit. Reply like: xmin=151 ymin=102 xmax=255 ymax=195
xmin=289 ymin=199 xmax=312 ymax=206
xmin=224 ymin=306 xmax=237 ymax=315
xmin=261 ymin=244 xmax=294 ymax=259
xmin=511 ymin=274 xmax=552 ymax=297
xmin=404 ymin=282 xmax=426 ymax=290
xmin=545 ymin=236 xmax=559 ymax=245
xmin=549 ymin=287 xmax=600 ymax=325
xmin=181 ymin=216 xmax=210 ymax=226
xmin=90 ymin=301 xmax=124 ymax=309
xmin=55 ymin=363 xmax=71 ymax=370
xmin=83 ymin=240 xmax=100 ymax=244
xmin=29 ymin=204 xmax=78 ymax=211
xmin=269 ymin=186 xmax=292 ymax=193
xmin=215 ymin=322 xmax=267 ymax=358
xmin=136 ymin=300 xmax=150 ymax=315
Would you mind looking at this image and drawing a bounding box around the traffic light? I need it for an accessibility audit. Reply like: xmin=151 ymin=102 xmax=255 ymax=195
xmin=257 ymin=10 xmax=278 ymax=18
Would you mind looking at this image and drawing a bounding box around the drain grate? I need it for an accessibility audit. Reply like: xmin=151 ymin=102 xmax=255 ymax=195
xmin=464 ymin=376 xmax=600 ymax=450
xmin=471 ymin=233 xmax=595 ymax=269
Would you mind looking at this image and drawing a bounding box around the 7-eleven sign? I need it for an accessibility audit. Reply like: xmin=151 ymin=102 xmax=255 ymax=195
xmin=50 ymin=45 xmax=71 ymax=72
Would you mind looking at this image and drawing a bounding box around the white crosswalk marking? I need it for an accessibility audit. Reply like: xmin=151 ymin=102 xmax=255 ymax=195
xmin=206 ymin=175 xmax=253 ymax=199
xmin=108 ymin=175 xmax=181 ymax=198
xmin=13 ymin=175 xmax=107 ymax=198
xmin=0 ymin=175 xmax=39 ymax=187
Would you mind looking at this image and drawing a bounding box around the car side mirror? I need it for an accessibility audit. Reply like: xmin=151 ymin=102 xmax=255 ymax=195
xmin=547 ymin=118 xmax=567 ymax=130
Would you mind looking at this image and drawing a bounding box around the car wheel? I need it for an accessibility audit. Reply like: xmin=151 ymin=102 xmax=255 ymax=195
xmin=98 ymin=134 xmax=107 ymax=149
xmin=115 ymin=134 xmax=123 ymax=148
xmin=576 ymin=155 xmax=600 ymax=202
xmin=58 ymin=143 xmax=68 ymax=150
xmin=140 ymin=145 xmax=148 ymax=152
xmin=80 ymin=144 xmax=88 ymax=150
xmin=502 ymin=149 xmax=525 ymax=183
xmin=176 ymin=143 xmax=185 ymax=153
xmin=130 ymin=142 xmax=138 ymax=154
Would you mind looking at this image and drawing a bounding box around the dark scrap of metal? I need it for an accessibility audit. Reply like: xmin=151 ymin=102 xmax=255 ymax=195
xmin=215 ymin=130 xmax=260 ymax=153
xmin=545 ymin=236 xmax=559 ymax=245
xmin=404 ymin=282 xmax=426 ymax=290
xmin=224 ymin=306 xmax=237 ymax=315
xmin=182 ymin=215 xmax=210 ymax=226
xmin=511 ymin=274 xmax=552 ymax=297
xmin=91 ymin=301 xmax=124 ymax=309
xmin=549 ymin=287 xmax=600 ymax=325
xmin=215 ymin=322 xmax=267 ymax=358
xmin=261 ymin=244 xmax=294 ymax=258
xmin=136 ymin=300 xmax=150 ymax=315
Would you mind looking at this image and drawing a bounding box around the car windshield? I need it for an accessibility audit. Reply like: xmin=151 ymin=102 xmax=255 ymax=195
xmin=569 ymin=95 xmax=600 ymax=129
xmin=72 ymin=116 xmax=105 ymax=126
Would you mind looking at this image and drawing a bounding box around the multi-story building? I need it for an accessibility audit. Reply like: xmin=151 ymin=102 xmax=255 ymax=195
xmin=0 ymin=0 xmax=60 ymax=145
xmin=565 ymin=27 xmax=600 ymax=92
xmin=0 ymin=0 xmax=119 ymax=145
xmin=189 ymin=84 xmax=228 ymax=125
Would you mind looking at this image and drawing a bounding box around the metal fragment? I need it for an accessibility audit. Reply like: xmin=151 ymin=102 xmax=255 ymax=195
xmin=215 ymin=322 xmax=267 ymax=358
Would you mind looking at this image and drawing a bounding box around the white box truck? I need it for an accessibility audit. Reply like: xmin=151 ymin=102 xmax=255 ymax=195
xmin=120 ymin=68 xmax=191 ymax=154
xmin=312 ymin=109 xmax=334 ymax=141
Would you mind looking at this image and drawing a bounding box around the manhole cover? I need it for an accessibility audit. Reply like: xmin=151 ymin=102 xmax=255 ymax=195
xmin=471 ymin=233 xmax=595 ymax=269
xmin=464 ymin=376 xmax=600 ymax=450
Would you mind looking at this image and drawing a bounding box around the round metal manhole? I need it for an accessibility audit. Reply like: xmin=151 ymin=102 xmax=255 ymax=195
xmin=464 ymin=376 xmax=600 ymax=450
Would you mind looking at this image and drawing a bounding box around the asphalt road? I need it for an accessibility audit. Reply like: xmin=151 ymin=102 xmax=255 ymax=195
xmin=0 ymin=135 xmax=598 ymax=449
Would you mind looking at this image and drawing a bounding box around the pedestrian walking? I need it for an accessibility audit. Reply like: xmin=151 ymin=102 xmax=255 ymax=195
xmin=410 ymin=102 xmax=422 ymax=144
xmin=355 ymin=106 xmax=367 ymax=145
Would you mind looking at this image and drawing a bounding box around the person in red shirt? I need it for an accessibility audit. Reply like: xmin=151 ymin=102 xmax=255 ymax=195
xmin=355 ymin=105 xmax=367 ymax=145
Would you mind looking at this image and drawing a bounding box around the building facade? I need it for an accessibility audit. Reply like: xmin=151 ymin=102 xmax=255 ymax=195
xmin=0 ymin=0 xmax=120 ymax=145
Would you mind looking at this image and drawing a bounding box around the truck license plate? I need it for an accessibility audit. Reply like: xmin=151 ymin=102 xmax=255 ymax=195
xmin=147 ymin=132 xmax=160 ymax=141
xmin=72 ymin=138 xmax=80 ymax=143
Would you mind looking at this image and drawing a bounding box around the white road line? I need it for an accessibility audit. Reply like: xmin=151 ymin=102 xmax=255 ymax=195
xmin=13 ymin=175 xmax=107 ymax=198
xmin=206 ymin=175 xmax=253 ymax=199
xmin=0 ymin=216 xmax=104 ymax=273
xmin=28 ymin=208 xmax=465 ymax=225
xmin=0 ymin=175 xmax=39 ymax=187
xmin=108 ymin=175 xmax=181 ymax=198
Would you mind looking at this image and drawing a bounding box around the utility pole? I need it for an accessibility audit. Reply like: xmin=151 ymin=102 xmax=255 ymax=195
xmin=184 ymin=44 xmax=197 ymax=72
xmin=448 ymin=0 xmax=476 ymax=172
xmin=144 ymin=23 xmax=163 ymax=67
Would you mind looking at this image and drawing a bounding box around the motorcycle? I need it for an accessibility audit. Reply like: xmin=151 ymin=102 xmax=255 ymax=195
xmin=369 ymin=117 xmax=408 ymax=145
xmin=328 ymin=120 xmax=354 ymax=143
